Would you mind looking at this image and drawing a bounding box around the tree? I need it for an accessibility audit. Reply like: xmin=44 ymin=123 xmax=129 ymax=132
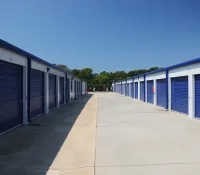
xmin=71 ymin=69 xmax=81 ymax=76
xmin=53 ymin=62 xmax=160 ymax=91
xmin=53 ymin=64 xmax=71 ymax=72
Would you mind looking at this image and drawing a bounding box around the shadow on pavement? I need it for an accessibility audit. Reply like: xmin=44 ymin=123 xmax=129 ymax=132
xmin=0 ymin=94 xmax=93 ymax=175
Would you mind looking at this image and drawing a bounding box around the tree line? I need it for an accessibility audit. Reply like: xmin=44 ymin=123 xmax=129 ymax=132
xmin=53 ymin=64 xmax=160 ymax=91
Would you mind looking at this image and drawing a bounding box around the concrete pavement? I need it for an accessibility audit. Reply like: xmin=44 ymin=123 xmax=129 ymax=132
xmin=95 ymin=93 xmax=200 ymax=175
xmin=1 ymin=92 xmax=200 ymax=174
xmin=0 ymin=94 xmax=97 ymax=175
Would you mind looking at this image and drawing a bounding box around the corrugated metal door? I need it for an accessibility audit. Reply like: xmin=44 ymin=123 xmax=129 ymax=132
xmin=0 ymin=60 xmax=23 ymax=133
xmin=30 ymin=69 xmax=44 ymax=119
xmin=129 ymin=83 xmax=131 ymax=97
xmin=127 ymin=83 xmax=129 ymax=96
xmin=74 ymin=80 xmax=77 ymax=99
xmin=195 ymin=75 xmax=200 ymax=118
xmin=131 ymin=82 xmax=134 ymax=98
xmin=171 ymin=76 xmax=188 ymax=114
xmin=140 ymin=81 xmax=145 ymax=101
xmin=77 ymin=81 xmax=79 ymax=96
xmin=49 ymin=74 xmax=56 ymax=110
xmin=125 ymin=83 xmax=127 ymax=96
xmin=59 ymin=77 xmax=64 ymax=105
xmin=147 ymin=80 xmax=154 ymax=104
xmin=135 ymin=82 xmax=138 ymax=99
xmin=157 ymin=79 xmax=167 ymax=108
xmin=66 ymin=78 xmax=69 ymax=102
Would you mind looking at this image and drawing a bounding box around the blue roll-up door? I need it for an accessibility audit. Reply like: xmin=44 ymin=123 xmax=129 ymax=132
xmin=74 ymin=80 xmax=77 ymax=99
xmin=77 ymin=81 xmax=79 ymax=97
xmin=157 ymin=79 xmax=167 ymax=108
xmin=135 ymin=82 xmax=138 ymax=99
xmin=66 ymin=78 xmax=69 ymax=102
xmin=0 ymin=60 xmax=23 ymax=133
xmin=30 ymin=69 xmax=44 ymax=119
xmin=147 ymin=80 xmax=154 ymax=104
xmin=49 ymin=74 xmax=56 ymax=110
xmin=59 ymin=77 xmax=64 ymax=105
xmin=131 ymin=82 xmax=134 ymax=98
xmin=128 ymin=83 xmax=130 ymax=97
xmin=140 ymin=81 xmax=145 ymax=101
xmin=195 ymin=75 xmax=200 ymax=118
xmin=171 ymin=76 xmax=188 ymax=114
xmin=125 ymin=83 xmax=127 ymax=96
xmin=127 ymin=83 xmax=129 ymax=96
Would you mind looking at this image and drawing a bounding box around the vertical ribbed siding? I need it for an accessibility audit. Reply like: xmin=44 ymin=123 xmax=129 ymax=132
xmin=171 ymin=76 xmax=188 ymax=114
xmin=127 ymin=83 xmax=129 ymax=96
xmin=30 ymin=69 xmax=44 ymax=119
xmin=195 ymin=75 xmax=200 ymax=118
xmin=140 ymin=81 xmax=145 ymax=101
xmin=157 ymin=79 xmax=167 ymax=108
xmin=0 ymin=60 xmax=23 ymax=133
xmin=131 ymin=82 xmax=134 ymax=98
xmin=135 ymin=82 xmax=138 ymax=99
xmin=59 ymin=77 xmax=64 ymax=105
xmin=147 ymin=80 xmax=154 ymax=104
xmin=49 ymin=74 xmax=56 ymax=110
xmin=66 ymin=77 xmax=69 ymax=103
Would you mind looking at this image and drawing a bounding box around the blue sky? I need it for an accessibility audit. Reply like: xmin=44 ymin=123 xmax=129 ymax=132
xmin=0 ymin=0 xmax=200 ymax=72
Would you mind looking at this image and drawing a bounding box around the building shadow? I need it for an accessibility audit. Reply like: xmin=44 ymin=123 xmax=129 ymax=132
xmin=0 ymin=94 xmax=93 ymax=175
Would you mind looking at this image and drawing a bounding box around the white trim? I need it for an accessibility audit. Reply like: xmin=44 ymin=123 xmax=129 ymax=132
xmin=169 ymin=66 xmax=189 ymax=78
xmin=146 ymin=71 xmax=166 ymax=80
xmin=189 ymin=74 xmax=195 ymax=118
xmin=0 ymin=48 xmax=27 ymax=66
xmin=122 ymin=80 xmax=126 ymax=84
xmin=139 ymin=76 xmax=144 ymax=81
xmin=31 ymin=60 xmax=65 ymax=77
xmin=154 ymin=79 xmax=157 ymax=106
xmin=127 ymin=79 xmax=133 ymax=83
xmin=168 ymin=77 xmax=172 ymax=111
xmin=31 ymin=60 xmax=47 ymax=72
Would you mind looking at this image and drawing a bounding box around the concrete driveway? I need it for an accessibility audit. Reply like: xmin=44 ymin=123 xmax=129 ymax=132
xmin=1 ymin=92 xmax=200 ymax=175
xmin=0 ymin=94 xmax=96 ymax=175
xmin=95 ymin=93 xmax=200 ymax=175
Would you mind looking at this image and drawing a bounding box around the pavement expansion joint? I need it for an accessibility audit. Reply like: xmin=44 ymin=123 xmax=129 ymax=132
xmin=95 ymin=161 xmax=200 ymax=168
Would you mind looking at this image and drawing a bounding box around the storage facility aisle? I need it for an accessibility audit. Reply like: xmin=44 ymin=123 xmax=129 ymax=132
xmin=95 ymin=93 xmax=200 ymax=175
xmin=2 ymin=93 xmax=200 ymax=174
